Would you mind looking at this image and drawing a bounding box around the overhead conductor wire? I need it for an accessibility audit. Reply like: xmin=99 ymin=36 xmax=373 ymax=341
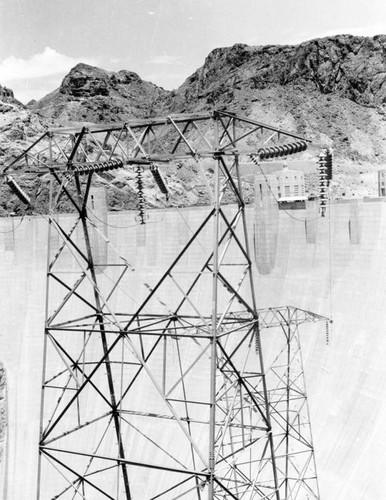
xmin=0 ymin=215 xmax=25 ymax=233
xmin=250 ymin=154 xmax=322 ymax=223
xmin=252 ymin=152 xmax=333 ymax=343
xmin=327 ymin=186 xmax=333 ymax=344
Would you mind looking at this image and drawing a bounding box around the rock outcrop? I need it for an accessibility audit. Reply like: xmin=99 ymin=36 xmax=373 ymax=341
xmin=2 ymin=34 xmax=386 ymax=215
xmin=0 ymin=84 xmax=23 ymax=109
xmin=173 ymin=35 xmax=386 ymax=110
xmin=29 ymin=63 xmax=171 ymax=124
xmin=26 ymin=36 xmax=386 ymax=164
xmin=169 ymin=35 xmax=386 ymax=163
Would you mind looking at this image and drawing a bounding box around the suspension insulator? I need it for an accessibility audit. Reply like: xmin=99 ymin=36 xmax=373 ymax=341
xmin=251 ymin=140 xmax=308 ymax=162
xmin=281 ymin=144 xmax=290 ymax=156
xmin=70 ymin=158 xmax=124 ymax=175
xmin=325 ymin=149 xmax=333 ymax=183
xmin=254 ymin=323 xmax=260 ymax=354
xmin=326 ymin=320 xmax=331 ymax=345
xmin=6 ymin=175 xmax=31 ymax=206
xmin=150 ymin=163 xmax=169 ymax=199
xmin=135 ymin=165 xmax=146 ymax=225
xmin=267 ymin=146 xmax=275 ymax=158
xmin=318 ymin=150 xmax=329 ymax=217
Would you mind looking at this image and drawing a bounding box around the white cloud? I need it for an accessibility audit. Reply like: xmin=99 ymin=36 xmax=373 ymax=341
xmin=0 ymin=47 xmax=97 ymax=82
xmin=0 ymin=47 xmax=98 ymax=103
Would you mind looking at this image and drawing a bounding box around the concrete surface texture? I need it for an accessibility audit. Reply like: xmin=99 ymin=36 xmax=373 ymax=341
xmin=1 ymin=199 xmax=386 ymax=498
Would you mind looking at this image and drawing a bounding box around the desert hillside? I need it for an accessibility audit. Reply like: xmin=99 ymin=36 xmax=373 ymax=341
xmin=1 ymin=34 xmax=386 ymax=214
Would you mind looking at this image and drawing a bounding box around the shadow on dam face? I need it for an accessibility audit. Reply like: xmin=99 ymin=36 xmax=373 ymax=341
xmin=1 ymin=198 xmax=386 ymax=499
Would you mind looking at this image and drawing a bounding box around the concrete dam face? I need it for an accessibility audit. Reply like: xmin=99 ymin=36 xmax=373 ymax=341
xmin=0 ymin=199 xmax=385 ymax=499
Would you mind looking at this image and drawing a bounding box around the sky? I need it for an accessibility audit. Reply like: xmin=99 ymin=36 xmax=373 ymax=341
xmin=0 ymin=0 xmax=386 ymax=103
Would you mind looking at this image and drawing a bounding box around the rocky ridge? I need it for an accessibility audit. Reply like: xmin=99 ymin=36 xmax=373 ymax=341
xmin=1 ymin=34 xmax=386 ymax=214
xmin=30 ymin=63 xmax=171 ymax=125
xmin=171 ymin=35 xmax=386 ymax=162
xmin=174 ymin=35 xmax=386 ymax=110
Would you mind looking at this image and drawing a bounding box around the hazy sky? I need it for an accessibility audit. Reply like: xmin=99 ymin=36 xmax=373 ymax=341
xmin=1 ymin=0 xmax=386 ymax=103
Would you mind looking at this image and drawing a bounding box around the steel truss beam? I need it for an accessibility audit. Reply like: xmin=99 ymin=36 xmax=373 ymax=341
xmin=1 ymin=110 xmax=322 ymax=499
xmin=1 ymin=110 xmax=311 ymax=177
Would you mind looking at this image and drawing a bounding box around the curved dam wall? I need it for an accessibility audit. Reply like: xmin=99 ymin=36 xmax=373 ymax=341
xmin=0 ymin=199 xmax=386 ymax=499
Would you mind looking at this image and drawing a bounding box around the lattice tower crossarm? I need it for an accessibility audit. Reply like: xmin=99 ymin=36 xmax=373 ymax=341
xmin=0 ymin=110 xmax=325 ymax=499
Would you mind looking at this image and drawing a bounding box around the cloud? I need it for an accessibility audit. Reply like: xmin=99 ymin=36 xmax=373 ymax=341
xmin=0 ymin=47 xmax=98 ymax=103
xmin=0 ymin=47 xmax=97 ymax=82
xmin=146 ymin=54 xmax=186 ymax=66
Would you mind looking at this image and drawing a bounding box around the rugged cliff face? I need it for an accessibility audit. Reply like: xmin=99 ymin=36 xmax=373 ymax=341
xmin=0 ymin=85 xmax=46 ymax=164
xmin=1 ymin=34 xmax=386 ymax=214
xmin=29 ymin=63 xmax=171 ymax=124
xmin=171 ymin=35 xmax=386 ymax=163
xmin=174 ymin=35 xmax=386 ymax=109
xmin=26 ymin=35 xmax=386 ymax=164
xmin=21 ymin=35 xmax=386 ymax=162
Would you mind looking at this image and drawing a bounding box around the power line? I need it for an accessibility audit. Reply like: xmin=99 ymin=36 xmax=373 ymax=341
xmin=251 ymin=156 xmax=322 ymax=223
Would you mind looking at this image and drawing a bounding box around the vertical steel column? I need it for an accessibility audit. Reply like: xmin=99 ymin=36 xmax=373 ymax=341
xmin=233 ymin=121 xmax=281 ymax=500
xmin=73 ymin=174 xmax=132 ymax=499
xmin=208 ymin=115 xmax=220 ymax=499
xmin=285 ymin=314 xmax=291 ymax=500
xmin=36 ymin=133 xmax=54 ymax=500
xmin=294 ymin=310 xmax=322 ymax=500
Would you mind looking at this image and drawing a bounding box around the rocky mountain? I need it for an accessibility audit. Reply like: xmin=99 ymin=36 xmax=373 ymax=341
xmin=0 ymin=85 xmax=46 ymax=163
xmin=174 ymin=35 xmax=386 ymax=110
xmin=29 ymin=63 xmax=171 ymax=125
xmin=28 ymin=34 xmax=386 ymax=164
xmin=0 ymin=84 xmax=23 ymax=109
xmin=171 ymin=35 xmax=386 ymax=163
xmin=2 ymin=34 xmax=386 ymax=214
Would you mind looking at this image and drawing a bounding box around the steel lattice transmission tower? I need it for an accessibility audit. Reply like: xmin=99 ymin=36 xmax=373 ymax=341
xmin=1 ymin=110 xmax=326 ymax=499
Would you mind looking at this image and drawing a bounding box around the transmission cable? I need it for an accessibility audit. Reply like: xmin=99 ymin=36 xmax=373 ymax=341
xmin=0 ymin=214 xmax=26 ymax=233
xmin=254 ymin=159 xmax=322 ymax=223
xmin=326 ymin=192 xmax=334 ymax=344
